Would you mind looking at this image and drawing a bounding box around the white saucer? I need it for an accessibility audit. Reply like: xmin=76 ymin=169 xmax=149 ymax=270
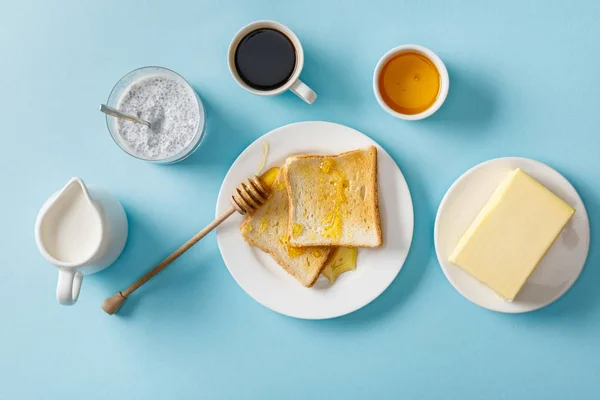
xmin=216 ymin=121 xmax=414 ymax=319
xmin=434 ymin=157 xmax=589 ymax=313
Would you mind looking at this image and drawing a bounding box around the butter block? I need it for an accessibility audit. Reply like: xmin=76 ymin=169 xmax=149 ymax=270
xmin=449 ymin=168 xmax=575 ymax=301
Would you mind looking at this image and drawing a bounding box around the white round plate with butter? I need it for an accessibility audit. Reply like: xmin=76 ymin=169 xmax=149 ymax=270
xmin=216 ymin=121 xmax=414 ymax=319
xmin=435 ymin=157 xmax=589 ymax=313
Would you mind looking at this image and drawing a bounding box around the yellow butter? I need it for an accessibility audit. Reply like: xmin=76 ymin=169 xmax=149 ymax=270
xmin=449 ymin=168 xmax=575 ymax=301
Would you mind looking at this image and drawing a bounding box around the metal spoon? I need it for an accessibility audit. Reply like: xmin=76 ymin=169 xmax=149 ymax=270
xmin=99 ymin=104 xmax=152 ymax=129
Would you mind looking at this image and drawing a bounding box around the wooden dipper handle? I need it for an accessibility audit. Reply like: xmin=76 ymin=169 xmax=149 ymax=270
xmin=102 ymin=176 xmax=270 ymax=315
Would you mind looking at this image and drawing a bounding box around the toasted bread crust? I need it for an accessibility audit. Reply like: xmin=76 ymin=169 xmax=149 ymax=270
xmin=371 ymin=146 xmax=383 ymax=247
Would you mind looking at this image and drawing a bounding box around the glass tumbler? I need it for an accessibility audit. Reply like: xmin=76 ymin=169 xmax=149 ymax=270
xmin=105 ymin=66 xmax=206 ymax=164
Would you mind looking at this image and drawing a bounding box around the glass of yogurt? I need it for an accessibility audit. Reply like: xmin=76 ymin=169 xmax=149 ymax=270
xmin=105 ymin=66 xmax=206 ymax=163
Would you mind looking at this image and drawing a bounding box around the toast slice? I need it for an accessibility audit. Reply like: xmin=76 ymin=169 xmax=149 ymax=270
xmin=285 ymin=146 xmax=382 ymax=247
xmin=240 ymin=167 xmax=332 ymax=287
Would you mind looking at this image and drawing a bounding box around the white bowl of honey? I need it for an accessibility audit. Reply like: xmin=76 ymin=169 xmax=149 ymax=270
xmin=373 ymin=44 xmax=449 ymax=121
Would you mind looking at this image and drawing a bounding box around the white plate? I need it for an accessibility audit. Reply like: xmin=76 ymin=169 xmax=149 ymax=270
xmin=434 ymin=157 xmax=590 ymax=313
xmin=216 ymin=121 xmax=414 ymax=319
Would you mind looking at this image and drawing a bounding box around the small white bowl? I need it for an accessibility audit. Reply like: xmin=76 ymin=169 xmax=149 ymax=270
xmin=373 ymin=44 xmax=449 ymax=121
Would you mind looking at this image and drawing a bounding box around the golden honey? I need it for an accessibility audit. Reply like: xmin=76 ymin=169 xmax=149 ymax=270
xmin=259 ymin=213 xmax=268 ymax=233
xmin=322 ymin=247 xmax=358 ymax=284
xmin=278 ymin=235 xmax=302 ymax=258
xmin=260 ymin=167 xmax=280 ymax=188
xmin=378 ymin=51 xmax=440 ymax=115
xmin=319 ymin=159 xmax=335 ymax=173
xmin=317 ymin=157 xmax=346 ymax=240
xmin=292 ymin=223 xmax=303 ymax=237
xmin=255 ymin=141 xmax=269 ymax=174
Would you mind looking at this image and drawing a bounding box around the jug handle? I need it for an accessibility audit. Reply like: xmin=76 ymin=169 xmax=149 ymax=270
xmin=56 ymin=269 xmax=83 ymax=305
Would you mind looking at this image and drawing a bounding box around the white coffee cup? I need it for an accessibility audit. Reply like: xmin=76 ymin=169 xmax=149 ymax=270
xmin=373 ymin=44 xmax=449 ymax=120
xmin=228 ymin=20 xmax=317 ymax=104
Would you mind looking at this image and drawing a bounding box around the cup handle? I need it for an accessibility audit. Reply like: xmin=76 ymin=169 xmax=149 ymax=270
xmin=290 ymin=79 xmax=317 ymax=104
xmin=56 ymin=269 xmax=83 ymax=306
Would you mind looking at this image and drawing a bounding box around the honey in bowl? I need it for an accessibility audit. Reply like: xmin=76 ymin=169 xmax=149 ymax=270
xmin=378 ymin=51 xmax=441 ymax=115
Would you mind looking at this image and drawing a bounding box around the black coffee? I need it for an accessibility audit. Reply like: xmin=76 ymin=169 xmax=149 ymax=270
xmin=234 ymin=28 xmax=296 ymax=91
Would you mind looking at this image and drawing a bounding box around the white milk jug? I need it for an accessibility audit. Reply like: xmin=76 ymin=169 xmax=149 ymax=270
xmin=35 ymin=178 xmax=128 ymax=305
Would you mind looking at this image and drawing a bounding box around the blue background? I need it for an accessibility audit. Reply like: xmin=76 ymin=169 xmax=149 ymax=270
xmin=1 ymin=0 xmax=599 ymax=398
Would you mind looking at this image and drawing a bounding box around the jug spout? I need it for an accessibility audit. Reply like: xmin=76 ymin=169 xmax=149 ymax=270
xmin=36 ymin=177 xmax=104 ymax=268
xmin=58 ymin=178 xmax=94 ymax=205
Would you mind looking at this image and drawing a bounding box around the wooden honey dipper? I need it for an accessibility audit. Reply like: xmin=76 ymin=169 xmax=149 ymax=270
xmin=102 ymin=175 xmax=270 ymax=315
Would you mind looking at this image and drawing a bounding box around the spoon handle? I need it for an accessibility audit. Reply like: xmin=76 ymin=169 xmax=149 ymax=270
xmin=99 ymin=104 xmax=151 ymax=128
